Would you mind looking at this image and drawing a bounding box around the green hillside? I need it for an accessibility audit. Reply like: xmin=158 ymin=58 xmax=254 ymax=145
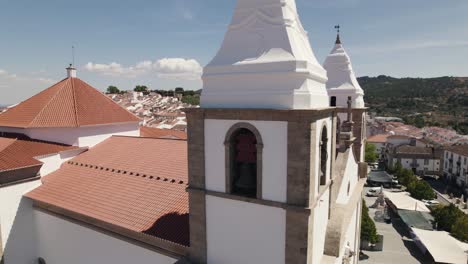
xmin=359 ymin=76 xmax=468 ymax=134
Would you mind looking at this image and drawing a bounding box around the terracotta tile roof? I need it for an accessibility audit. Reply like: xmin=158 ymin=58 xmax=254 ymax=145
xmin=26 ymin=136 xmax=189 ymax=247
xmin=0 ymin=136 xmax=77 ymax=172
xmin=396 ymin=145 xmax=433 ymax=155
xmin=367 ymin=134 xmax=390 ymax=143
xmin=140 ymin=126 xmax=187 ymax=140
xmin=446 ymin=145 xmax=468 ymax=157
xmin=0 ymin=78 xmax=140 ymax=128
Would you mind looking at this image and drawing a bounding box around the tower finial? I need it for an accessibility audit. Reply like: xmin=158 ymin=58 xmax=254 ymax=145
xmin=335 ymin=25 xmax=341 ymax=44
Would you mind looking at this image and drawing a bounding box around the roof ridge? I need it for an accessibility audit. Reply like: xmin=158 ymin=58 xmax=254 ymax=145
xmin=28 ymin=78 xmax=70 ymax=128
xmin=112 ymin=135 xmax=187 ymax=142
xmin=70 ymin=78 xmax=80 ymax=127
xmin=0 ymin=138 xmax=18 ymax=152
xmin=66 ymin=161 xmax=187 ymax=185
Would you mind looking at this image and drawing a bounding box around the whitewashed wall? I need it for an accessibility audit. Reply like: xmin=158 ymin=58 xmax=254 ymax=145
xmin=33 ymin=210 xmax=177 ymax=264
xmin=311 ymin=188 xmax=330 ymax=264
xmin=204 ymin=119 xmax=288 ymax=202
xmin=0 ymin=122 xmax=139 ymax=147
xmin=206 ymin=195 xmax=286 ymax=264
xmin=400 ymin=158 xmax=440 ymax=173
xmin=37 ymin=148 xmax=87 ymax=176
xmin=387 ymin=137 xmax=411 ymax=147
xmin=336 ymin=150 xmax=359 ymax=204
xmin=443 ymin=150 xmax=468 ymax=186
xmin=335 ymin=203 xmax=361 ymax=264
xmin=1 ymin=181 xmax=41 ymax=264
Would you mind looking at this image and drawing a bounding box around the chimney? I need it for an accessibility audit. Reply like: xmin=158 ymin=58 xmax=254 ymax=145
xmin=66 ymin=64 xmax=77 ymax=78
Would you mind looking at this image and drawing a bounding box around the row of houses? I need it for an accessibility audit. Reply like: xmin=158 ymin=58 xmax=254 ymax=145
xmin=368 ymin=133 xmax=468 ymax=195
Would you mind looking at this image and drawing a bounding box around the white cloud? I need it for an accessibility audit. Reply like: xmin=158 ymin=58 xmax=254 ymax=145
xmin=0 ymin=69 xmax=18 ymax=79
xmin=154 ymin=58 xmax=202 ymax=80
xmin=36 ymin=77 xmax=57 ymax=84
xmin=84 ymin=58 xmax=203 ymax=80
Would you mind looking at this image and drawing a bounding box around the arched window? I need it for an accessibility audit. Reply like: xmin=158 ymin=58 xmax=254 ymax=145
xmin=319 ymin=126 xmax=329 ymax=186
xmin=225 ymin=123 xmax=263 ymax=198
xmin=336 ymin=116 xmax=341 ymax=148
xmin=330 ymin=96 xmax=337 ymax=107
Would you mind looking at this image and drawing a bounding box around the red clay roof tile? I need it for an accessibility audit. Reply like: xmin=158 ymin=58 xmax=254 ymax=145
xmin=140 ymin=126 xmax=187 ymax=140
xmin=26 ymin=136 xmax=189 ymax=247
xmin=0 ymin=78 xmax=140 ymax=128
xmin=0 ymin=137 xmax=77 ymax=172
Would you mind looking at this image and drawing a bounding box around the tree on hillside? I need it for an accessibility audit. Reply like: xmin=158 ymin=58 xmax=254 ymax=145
xmin=361 ymin=200 xmax=380 ymax=244
xmin=175 ymin=87 xmax=184 ymax=94
xmin=365 ymin=143 xmax=378 ymax=163
xmin=182 ymin=95 xmax=200 ymax=105
xmin=414 ymin=115 xmax=426 ymax=128
xmin=134 ymin=85 xmax=148 ymax=92
xmin=106 ymin=85 xmax=121 ymax=94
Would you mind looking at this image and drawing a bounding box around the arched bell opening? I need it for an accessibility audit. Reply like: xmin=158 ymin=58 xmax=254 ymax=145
xmin=319 ymin=125 xmax=329 ymax=187
xmin=330 ymin=96 xmax=337 ymax=107
xmin=225 ymin=123 xmax=263 ymax=199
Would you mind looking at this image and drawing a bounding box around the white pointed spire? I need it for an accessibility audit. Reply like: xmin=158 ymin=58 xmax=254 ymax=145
xmin=201 ymin=0 xmax=329 ymax=109
xmin=323 ymin=33 xmax=365 ymax=108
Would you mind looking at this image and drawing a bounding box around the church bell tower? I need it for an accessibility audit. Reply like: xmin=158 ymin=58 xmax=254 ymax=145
xmin=186 ymin=0 xmax=337 ymax=263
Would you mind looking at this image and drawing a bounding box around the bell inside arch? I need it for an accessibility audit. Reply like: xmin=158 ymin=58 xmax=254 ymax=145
xmin=234 ymin=162 xmax=257 ymax=193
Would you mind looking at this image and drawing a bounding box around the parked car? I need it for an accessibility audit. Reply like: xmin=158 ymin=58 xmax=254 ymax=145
xmin=422 ymin=200 xmax=440 ymax=206
xmin=366 ymin=188 xmax=382 ymax=197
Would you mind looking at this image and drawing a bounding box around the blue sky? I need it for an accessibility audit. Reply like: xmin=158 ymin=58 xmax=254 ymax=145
xmin=1 ymin=0 xmax=467 ymax=104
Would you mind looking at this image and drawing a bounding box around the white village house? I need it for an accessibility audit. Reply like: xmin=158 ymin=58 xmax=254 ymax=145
xmin=443 ymin=145 xmax=468 ymax=195
xmin=1 ymin=0 xmax=368 ymax=263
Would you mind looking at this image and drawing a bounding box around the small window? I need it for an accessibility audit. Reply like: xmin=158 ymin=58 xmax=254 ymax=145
xmin=330 ymin=96 xmax=337 ymax=107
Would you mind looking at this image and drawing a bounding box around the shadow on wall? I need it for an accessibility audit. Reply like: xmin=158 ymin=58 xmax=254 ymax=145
xmin=142 ymin=212 xmax=189 ymax=247
xmin=2 ymin=198 xmax=37 ymax=264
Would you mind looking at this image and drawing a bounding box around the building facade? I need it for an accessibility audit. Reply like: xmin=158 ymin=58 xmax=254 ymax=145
xmin=443 ymin=145 xmax=468 ymax=194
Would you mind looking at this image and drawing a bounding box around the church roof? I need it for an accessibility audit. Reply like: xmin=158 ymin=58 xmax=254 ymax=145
xmin=26 ymin=136 xmax=189 ymax=247
xmin=0 ymin=77 xmax=140 ymax=128
xmin=140 ymin=126 xmax=187 ymax=140
xmin=323 ymin=37 xmax=364 ymax=94
xmin=0 ymin=136 xmax=77 ymax=173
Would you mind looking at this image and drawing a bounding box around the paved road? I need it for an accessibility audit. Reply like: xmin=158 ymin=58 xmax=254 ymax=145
xmin=360 ymin=189 xmax=432 ymax=264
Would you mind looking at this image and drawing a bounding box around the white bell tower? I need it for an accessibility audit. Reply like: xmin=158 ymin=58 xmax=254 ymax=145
xmin=323 ymin=27 xmax=365 ymax=109
xmin=186 ymin=1 xmax=338 ymax=264
xmin=201 ymin=0 xmax=329 ymax=110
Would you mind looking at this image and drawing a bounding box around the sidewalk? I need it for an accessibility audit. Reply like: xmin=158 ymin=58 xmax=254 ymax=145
xmin=425 ymin=179 xmax=468 ymax=214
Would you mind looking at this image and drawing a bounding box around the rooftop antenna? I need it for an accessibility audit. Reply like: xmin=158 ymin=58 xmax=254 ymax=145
xmin=72 ymin=45 xmax=75 ymax=66
xmin=66 ymin=45 xmax=77 ymax=78
xmin=335 ymin=25 xmax=341 ymax=44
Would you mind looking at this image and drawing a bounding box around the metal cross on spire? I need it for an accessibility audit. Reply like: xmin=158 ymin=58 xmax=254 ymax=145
xmin=335 ymin=25 xmax=341 ymax=44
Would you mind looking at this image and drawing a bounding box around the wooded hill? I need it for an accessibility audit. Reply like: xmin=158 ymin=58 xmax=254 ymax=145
xmin=360 ymin=76 xmax=468 ymax=134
